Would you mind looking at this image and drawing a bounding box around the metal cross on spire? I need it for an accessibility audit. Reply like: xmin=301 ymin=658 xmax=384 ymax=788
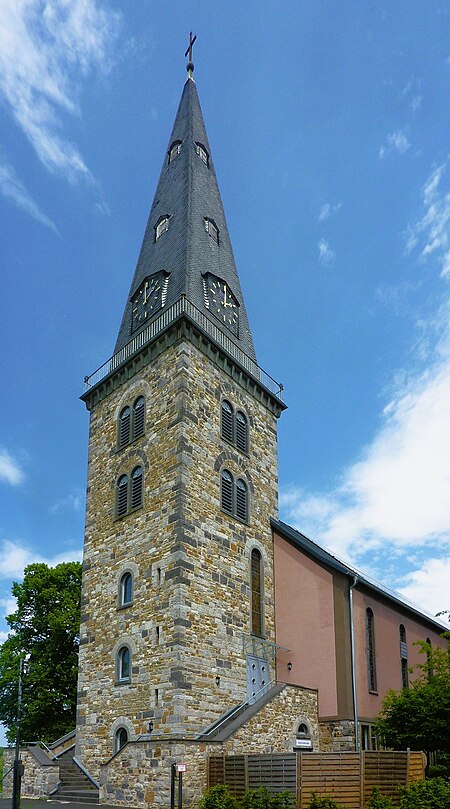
xmin=185 ymin=32 xmax=197 ymax=78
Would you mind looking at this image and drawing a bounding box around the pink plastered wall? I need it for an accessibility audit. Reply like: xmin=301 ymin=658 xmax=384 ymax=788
xmin=273 ymin=532 xmax=338 ymax=717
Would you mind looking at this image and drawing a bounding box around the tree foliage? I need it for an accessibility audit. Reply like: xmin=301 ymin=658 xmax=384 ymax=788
xmin=0 ymin=561 xmax=82 ymax=744
xmin=375 ymin=638 xmax=450 ymax=757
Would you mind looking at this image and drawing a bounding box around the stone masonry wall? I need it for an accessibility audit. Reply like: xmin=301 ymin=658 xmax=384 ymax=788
xmin=319 ymin=719 xmax=356 ymax=752
xmin=77 ymin=337 xmax=280 ymax=777
xmin=100 ymin=684 xmax=318 ymax=808
xmin=2 ymin=748 xmax=59 ymax=799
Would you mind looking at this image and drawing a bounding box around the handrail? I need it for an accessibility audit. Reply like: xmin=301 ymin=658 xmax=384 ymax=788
xmin=198 ymin=683 xmax=271 ymax=739
xmin=83 ymin=295 xmax=284 ymax=400
xmin=1 ymin=764 xmax=14 ymax=783
xmin=22 ymin=740 xmax=58 ymax=760
xmin=72 ymin=756 xmax=100 ymax=789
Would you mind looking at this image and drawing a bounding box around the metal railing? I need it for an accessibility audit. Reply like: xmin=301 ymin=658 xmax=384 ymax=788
xmin=22 ymin=740 xmax=58 ymax=760
xmin=197 ymin=682 xmax=272 ymax=740
xmin=84 ymin=296 xmax=283 ymax=399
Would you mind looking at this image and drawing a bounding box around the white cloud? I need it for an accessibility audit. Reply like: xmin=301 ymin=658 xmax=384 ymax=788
xmin=0 ymin=448 xmax=25 ymax=485
xmin=49 ymin=491 xmax=83 ymax=515
xmin=406 ymin=163 xmax=450 ymax=278
xmin=0 ymin=0 xmax=120 ymax=183
xmin=398 ymin=558 xmax=450 ymax=620
xmin=318 ymin=238 xmax=335 ymax=265
xmin=319 ymin=202 xmax=342 ymax=222
xmin=0 ymin=538 xmax=82 ymax=579
xmin=379 ymin=129 xmax=411 ymax=159
xmin=0 ymin=159 xmax=57 ymax=230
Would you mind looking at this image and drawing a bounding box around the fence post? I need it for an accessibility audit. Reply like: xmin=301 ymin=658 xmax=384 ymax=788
xmin=297 ymin=753 xmax=301 ymax=809
xmin=244 ymin=754 xmax=249 ymax=792
xmin=360 ymin=750 xmax=365 ymax=809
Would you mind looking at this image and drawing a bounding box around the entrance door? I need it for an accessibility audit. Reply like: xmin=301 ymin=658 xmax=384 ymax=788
xmin=246 ymin=655 xmax=270 ymax=703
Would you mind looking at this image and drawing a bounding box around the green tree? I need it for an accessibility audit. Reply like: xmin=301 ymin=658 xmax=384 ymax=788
xmin=0 ymin=561 xmax=82 ymax=744
xmin=375 ymin=638 xmax=450 ymax=766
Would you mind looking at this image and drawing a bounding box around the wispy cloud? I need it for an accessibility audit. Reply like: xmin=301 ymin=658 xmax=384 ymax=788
xmin=406 ymin=163 xmax=450 ymax=278
xmin=0 ymin=159 xmax=57 ymax=230
xmin=0 ymin=538 xmax=82 ymax=580
xmin=398 ymin=557 xmax=450 ymax=620
xmin=379 ymin=129 xmax=411 ymax=159
xmin=0 ymin=448 xmax=25 ymax=485
xmin=0 ymin=0 xmax=120 ymax=183
xmin=318 ymin=238 xmax=335 ymax=265
xmin=49 ymin=491 xmax=83 ymax=515
xmin=319 ymin=202 xmax=342 ymax=222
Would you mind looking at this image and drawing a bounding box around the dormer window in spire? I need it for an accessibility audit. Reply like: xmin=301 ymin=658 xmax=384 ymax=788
xmin=195 ymin=142 xmax=209 ymax=167
xmin=154 ymin=215 xmax=170 ymax=242
xmin=168 ymin=141 xmax=182 ymax=164
xmin=204 ymin=217 xmax=219 ymax=245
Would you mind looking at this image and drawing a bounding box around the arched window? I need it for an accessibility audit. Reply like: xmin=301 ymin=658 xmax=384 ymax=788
xmin=168 ymin=141 xmax=181 ymax=163
xmin=221 ymin=469 xmax=233 ymax=514
xmin=204 ymin=217 xmax=219 ymax=244
xmin=117 ymin=646 xmax=131 ymax=682
xmin=221 ymin=400 xmax=234 ymax=443
xmin=133 ymin=396 xmax=145 ymax=439
xmin=236 ymin=411 xmax=248 ymax=453
xmin=426 ymin=638 xmax=434 ymax=679
xmin=114 ymin=727 xmax=128 ymax=753
xmin=195 ymin=142 xmax=209 ymax=166
xmin=131 ymin=466 xmax=143 ymax=510
xmin=116 ymin=474 xmax=128 ymax=517
xmin=251 ymin=548 xmax=263 ymax=637
xmin=366 ymin=608 xmax=377 ymax=692
xmin=399 ymin=625 xmax=408 ymax=689
xmin=236 ymin=478 xmax=248 ymax=521
xmin=120 ymin=572 xmax=133 ymax=607
xmin=155 ymin=215 xmax=170 ymax=241
xmin=118 ymin=407 xmax=131 ymax=449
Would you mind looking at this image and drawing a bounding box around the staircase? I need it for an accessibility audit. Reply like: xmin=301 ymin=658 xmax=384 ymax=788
xmin=197 ymin=683 xmax=286 ymax=742
xmin=52 ymin=747 xmax=99 ymax=804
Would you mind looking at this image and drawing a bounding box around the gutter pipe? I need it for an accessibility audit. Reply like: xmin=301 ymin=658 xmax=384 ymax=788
xmin=349 ymin=574 xmax=359 ymax=751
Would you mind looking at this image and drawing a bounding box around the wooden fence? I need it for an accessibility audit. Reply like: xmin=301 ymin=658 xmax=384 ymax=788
xmin=208 ymin=751 xmax=426 ymax=808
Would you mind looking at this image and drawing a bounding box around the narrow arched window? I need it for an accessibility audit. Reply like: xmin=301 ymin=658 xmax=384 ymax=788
xmin=399 ymin=625 xmax=408 ymax=688
xmin=168 ymin=140 xmax=181 ymax=163
xmin=118 ymin=646 xmax=131 ymax=681
xmin=251 ymin=548 xmax=263 ymax=637
xmin=114 ymin=727 xmax=128 ymax=753
xmin=366 ymin=608 xmax=377 ymax=692
xmin=221 ymin=469 xmax=233 ymax=514
xmin=236 ymin=411 xmax=248 ymax=453
xmin=116 ymin=474 xmax=128 ymax=517
xmin=195 ymin=142 xmax=209 ymax=166
xmin=204 ymin=218 xmax=219 ymax=244
xmin=120 ymin=572 xmax=133 ymax=607
xmin=131 ymin=466 xmax=143 ymax=510
xmin=426 ymin=638 xmax=434 ymax=679
xmin=118 ymin=407 xmax=131 ymax=448
xmin=133 ymin=396 xmax=145 ymax=439
xmin=221 ymin=400 xmax=234 ymax=443
xmin=155 ymin=215 xmax=170 ymax=241
xmin=236 ymin=478 xmax=248 ymax=521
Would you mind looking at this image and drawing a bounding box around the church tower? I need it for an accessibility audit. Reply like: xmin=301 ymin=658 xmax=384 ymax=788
xmin=76 ymin=52 xmax=285 ymax=774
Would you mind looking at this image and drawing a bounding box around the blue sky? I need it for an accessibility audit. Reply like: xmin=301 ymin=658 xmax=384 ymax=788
xmin=1 ymin=1 xmax=450 ymax=741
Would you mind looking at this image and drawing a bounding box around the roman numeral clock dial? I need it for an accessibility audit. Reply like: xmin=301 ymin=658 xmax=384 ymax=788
xmin=203 ymin=274 xmax=239 ymax=336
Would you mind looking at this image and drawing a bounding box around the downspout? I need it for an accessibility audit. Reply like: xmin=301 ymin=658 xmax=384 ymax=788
xmin=349 ymin=574 xmax=359 ymax=751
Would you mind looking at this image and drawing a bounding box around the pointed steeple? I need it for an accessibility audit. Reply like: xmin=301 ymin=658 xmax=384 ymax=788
xmin=114 ymin=70 xmax=256 ymax=362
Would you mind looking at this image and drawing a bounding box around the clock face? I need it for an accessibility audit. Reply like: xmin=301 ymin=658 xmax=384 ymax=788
xmin=204 ymin=275 xmax=239 ymax=336
xmin=131 ymin=274 xmax=168 ymax=332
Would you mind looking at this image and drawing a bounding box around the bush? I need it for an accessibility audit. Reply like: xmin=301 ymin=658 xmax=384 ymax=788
xmin=200 ymin=785 xmax=237 ymax=809
xmin=399 ymin=777 xmax=450 ymax=808
xmin=308 ymin=794 xmax=348 ymax=809
xmin=366 ymin=787 xmax=394 ymax=809
xmin=240 ymin=788 xmax=293 ymax=809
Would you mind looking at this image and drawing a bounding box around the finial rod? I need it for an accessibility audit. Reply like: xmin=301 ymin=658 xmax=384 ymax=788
xmin=185 ymin=32 xmax=197 ymax=78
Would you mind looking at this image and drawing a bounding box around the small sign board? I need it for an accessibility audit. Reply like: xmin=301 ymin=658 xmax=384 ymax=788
xmin=176 ymin=763 xmax=187 ymax=773
xmin=295 ymin=739 xmax=312 ymax=749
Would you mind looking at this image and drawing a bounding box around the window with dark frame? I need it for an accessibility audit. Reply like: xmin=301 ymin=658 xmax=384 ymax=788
xmin=118 ymin=406 xmax=131 ymax=449
xmin=116 ymin=474 xmax=129 ymax=517
xmin=236 ymin=478 xmax=248 ymax=521
xmin=400 ymin=624 xmax=408 ymax=688
xmin=114 ymin=727 xmax=128 ymax=752
xmin=220 ymin=469 xmax=249 ymax=522
xmin=236 ymin=411 xmax=248 ymax=453
xmin=221 ymin=400 xmax=234 ymax=443
xmin=168 ymin=141 xmax=181 ymax=163
xmin=251 ymin=548 xmax=263 ymax=637
xmin=120 ymin=572 xmax=133 ymax=606
xmin=366 ymin=608 xmax=377 ymax=692
xmin=221 ymin=469 xmax=233 ymax=514
xmin=426 ymin=637 xmax=434 ymax=679
xmin=220 ymin=400 xmax=249 ymax=454
xmin=133 ymin=397 xmax=145 ymax=439
xmin=117 ymin=646 xmax=131 ymax=682
xmin=115 ymin=466 xmax=143 ymax=517
xmin=118 ymin=396 xmax=145 ymax=449
xmin=195 ymin=142 xmax=209 ymax=166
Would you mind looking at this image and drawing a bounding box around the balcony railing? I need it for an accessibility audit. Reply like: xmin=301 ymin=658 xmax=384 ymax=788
xmin=83 ymin=295 xmax=284 ymax=398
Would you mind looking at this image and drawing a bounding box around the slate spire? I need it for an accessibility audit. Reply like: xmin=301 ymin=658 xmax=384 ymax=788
xmin=114 ymin=71 xmax=256 ymax=362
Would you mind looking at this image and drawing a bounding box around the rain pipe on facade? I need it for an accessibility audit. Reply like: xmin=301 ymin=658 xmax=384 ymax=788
xmin=349 ymin=574 xmax=359 ymax=751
